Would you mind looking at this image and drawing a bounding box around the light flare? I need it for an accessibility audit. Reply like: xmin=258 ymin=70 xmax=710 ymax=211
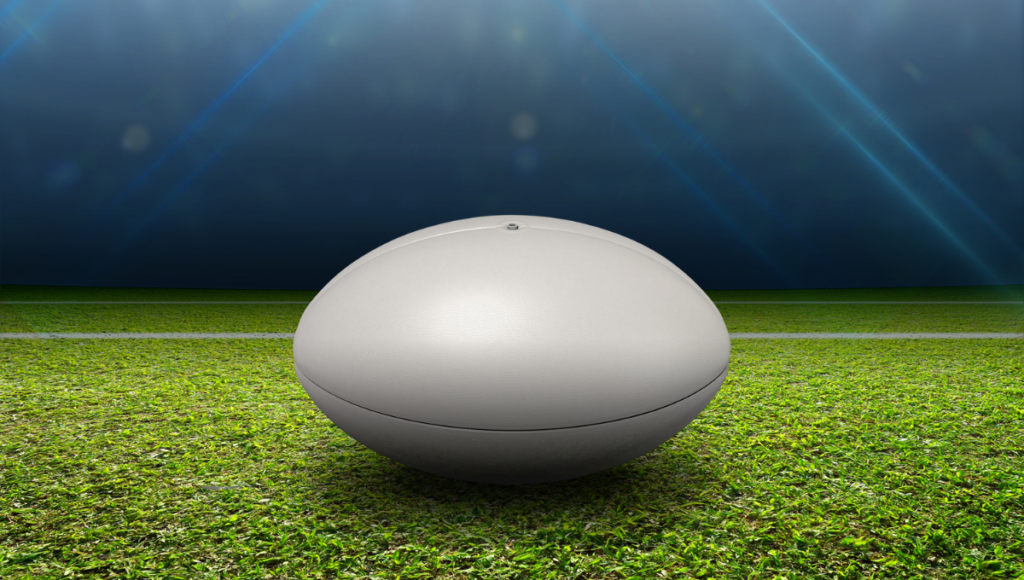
xmin=754 ymin=0 xmax=1023 ymax=261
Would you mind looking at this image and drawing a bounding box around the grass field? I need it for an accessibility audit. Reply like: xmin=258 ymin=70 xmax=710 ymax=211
xmin=1 ymin=284 xmax=1022 ymax=579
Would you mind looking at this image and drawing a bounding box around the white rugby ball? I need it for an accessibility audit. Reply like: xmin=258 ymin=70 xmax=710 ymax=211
xmin=294 ymin=215 xmax=730 ymax=484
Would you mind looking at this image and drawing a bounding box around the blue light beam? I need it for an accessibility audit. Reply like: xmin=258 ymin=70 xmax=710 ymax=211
xmin=0 ymin=0 xmax=31 ymax=23
xmin=68 ymin=0 xmax=330 ymax=248
xmin=792 ymin=83 xmax=1003 ymax=284
xmin=547 ymin=0 xmax=833 ymax=272
xmin=588 ymin=87 xmax=798 ymax=287
xmin=0 ymin=0 xmax=66 ymax=65
xmin=754 ymin=0 xmax=1024 ymax=261
xmin=76 ymin=94 xmax=279 ymax=286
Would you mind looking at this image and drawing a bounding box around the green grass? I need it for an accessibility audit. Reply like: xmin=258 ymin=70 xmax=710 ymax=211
xmin=1 ymin=303 xmax=1021 ymax=334
xmin=1 ymin=284 xmax=1020 ymax=303
xmin=2 ymin=284 xmax=1021 ymax=334
xmin=0 ymin=304 xmax=308 ymax=333
xmin=0 ymin=285 xmax=319 ymax=302
xmin=1 ymin=285 xmax=1023 ymax=579
xmin=705 ymin=285 xmax=1024 ymax=302
xmin=718 ymin=304 xmax=1024 ymax=333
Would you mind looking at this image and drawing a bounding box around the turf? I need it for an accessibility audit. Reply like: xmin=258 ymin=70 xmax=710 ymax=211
xmin=1 ymin=285 xmax=1023 ymax=579
xmin=2 ymin=285 xmax=1022 ymax=335
xmin=1 ymin=284 xmax=1021 ymax=303
xmin=0 ymin=285 xmax=319 ymax=302
xmin=717 ymin=304 xmax=1024 ymax=333
xmin=1 ymin=303 xmax=1020 ymax=334
xmin=0 ymin=304 xmax=309 ymax=334
xmin=706 ymin=285 xmax=1024 ymax=303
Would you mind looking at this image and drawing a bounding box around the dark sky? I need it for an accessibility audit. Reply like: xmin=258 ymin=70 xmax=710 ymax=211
xmin=1 ymin=0 xmax=1021 ymax=290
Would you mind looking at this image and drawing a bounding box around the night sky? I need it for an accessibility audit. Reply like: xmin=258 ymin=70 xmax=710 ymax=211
xmin=1 ymin=0 xmax=1021 ymax=291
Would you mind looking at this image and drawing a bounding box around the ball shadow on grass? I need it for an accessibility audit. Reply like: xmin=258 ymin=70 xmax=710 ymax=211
xmin=307 ymin=438 xmax=724 ymax=534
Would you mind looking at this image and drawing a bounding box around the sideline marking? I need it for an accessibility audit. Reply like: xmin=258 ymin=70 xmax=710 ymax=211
xmin=0 ymin=303 xmax=307 ymax=307
xmin=1 ymin=333 xmax=1020 ymax=340
xmin=1 ymin=300 xmax=1021 ymax=305
xmin=0 ymin=333 xmax=297 ymax=339
xmin=716 ymin=301 xmax=1023 ymax=305
xmin=731 ymin=333 xmax=1023 ymax=339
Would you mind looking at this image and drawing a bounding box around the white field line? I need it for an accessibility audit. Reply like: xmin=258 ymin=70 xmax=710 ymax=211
xmin=730 ymin=333 xmax=1023 ymax=339
xmin=716 ymin=303 xmax=1019 ymax=307
xmin=0 ymin=333 xmax=298 ymax=339
xmin=1 ymin=300 xmax=1021 ymax=305
xmin=0 ymin=332 xmax=1020 ymax=340
xmin=0 ymin=303 xmax=309 ymax=307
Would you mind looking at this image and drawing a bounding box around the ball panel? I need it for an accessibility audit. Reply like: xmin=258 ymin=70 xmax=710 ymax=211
xmin=306 ymin=216 xmax=709 ymax=312
xmin=295 ymin=225 xmax=729 ymax=430
xmin=297 ymin=364 xmax=727 ymax=485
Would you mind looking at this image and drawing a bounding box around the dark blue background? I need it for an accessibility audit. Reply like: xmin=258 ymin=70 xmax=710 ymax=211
xmin=2 ymin=0 xmax=1021 ymax=290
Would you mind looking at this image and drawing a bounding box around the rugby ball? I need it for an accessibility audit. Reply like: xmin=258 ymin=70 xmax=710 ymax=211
xmin=294 ymin=216 xmax=729 ymax=484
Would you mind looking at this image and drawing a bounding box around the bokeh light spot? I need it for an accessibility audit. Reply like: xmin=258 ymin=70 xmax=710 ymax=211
xmin=510 ymin=112 xmax=538 ymax=141
xmin=902 ymin=61 xmax=925 ymax=83
xmin=121 ymin=124 xmax=151 ymax=154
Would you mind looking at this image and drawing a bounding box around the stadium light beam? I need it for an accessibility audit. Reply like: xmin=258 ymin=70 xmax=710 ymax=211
xmin=587 ymin=88 xmax=798 ymax=287
xmin=754 ymin=0 xmax=1024 ymax=261
xmin=795 ymin=85 xmax=1003 ymax=284
xmin=68 ymin=0 xmax=331 ymax=249
xmin=547 ymin=0 xmax=832 ymax=275
xmin=0 ymin=0 xmax=66 ymax=66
